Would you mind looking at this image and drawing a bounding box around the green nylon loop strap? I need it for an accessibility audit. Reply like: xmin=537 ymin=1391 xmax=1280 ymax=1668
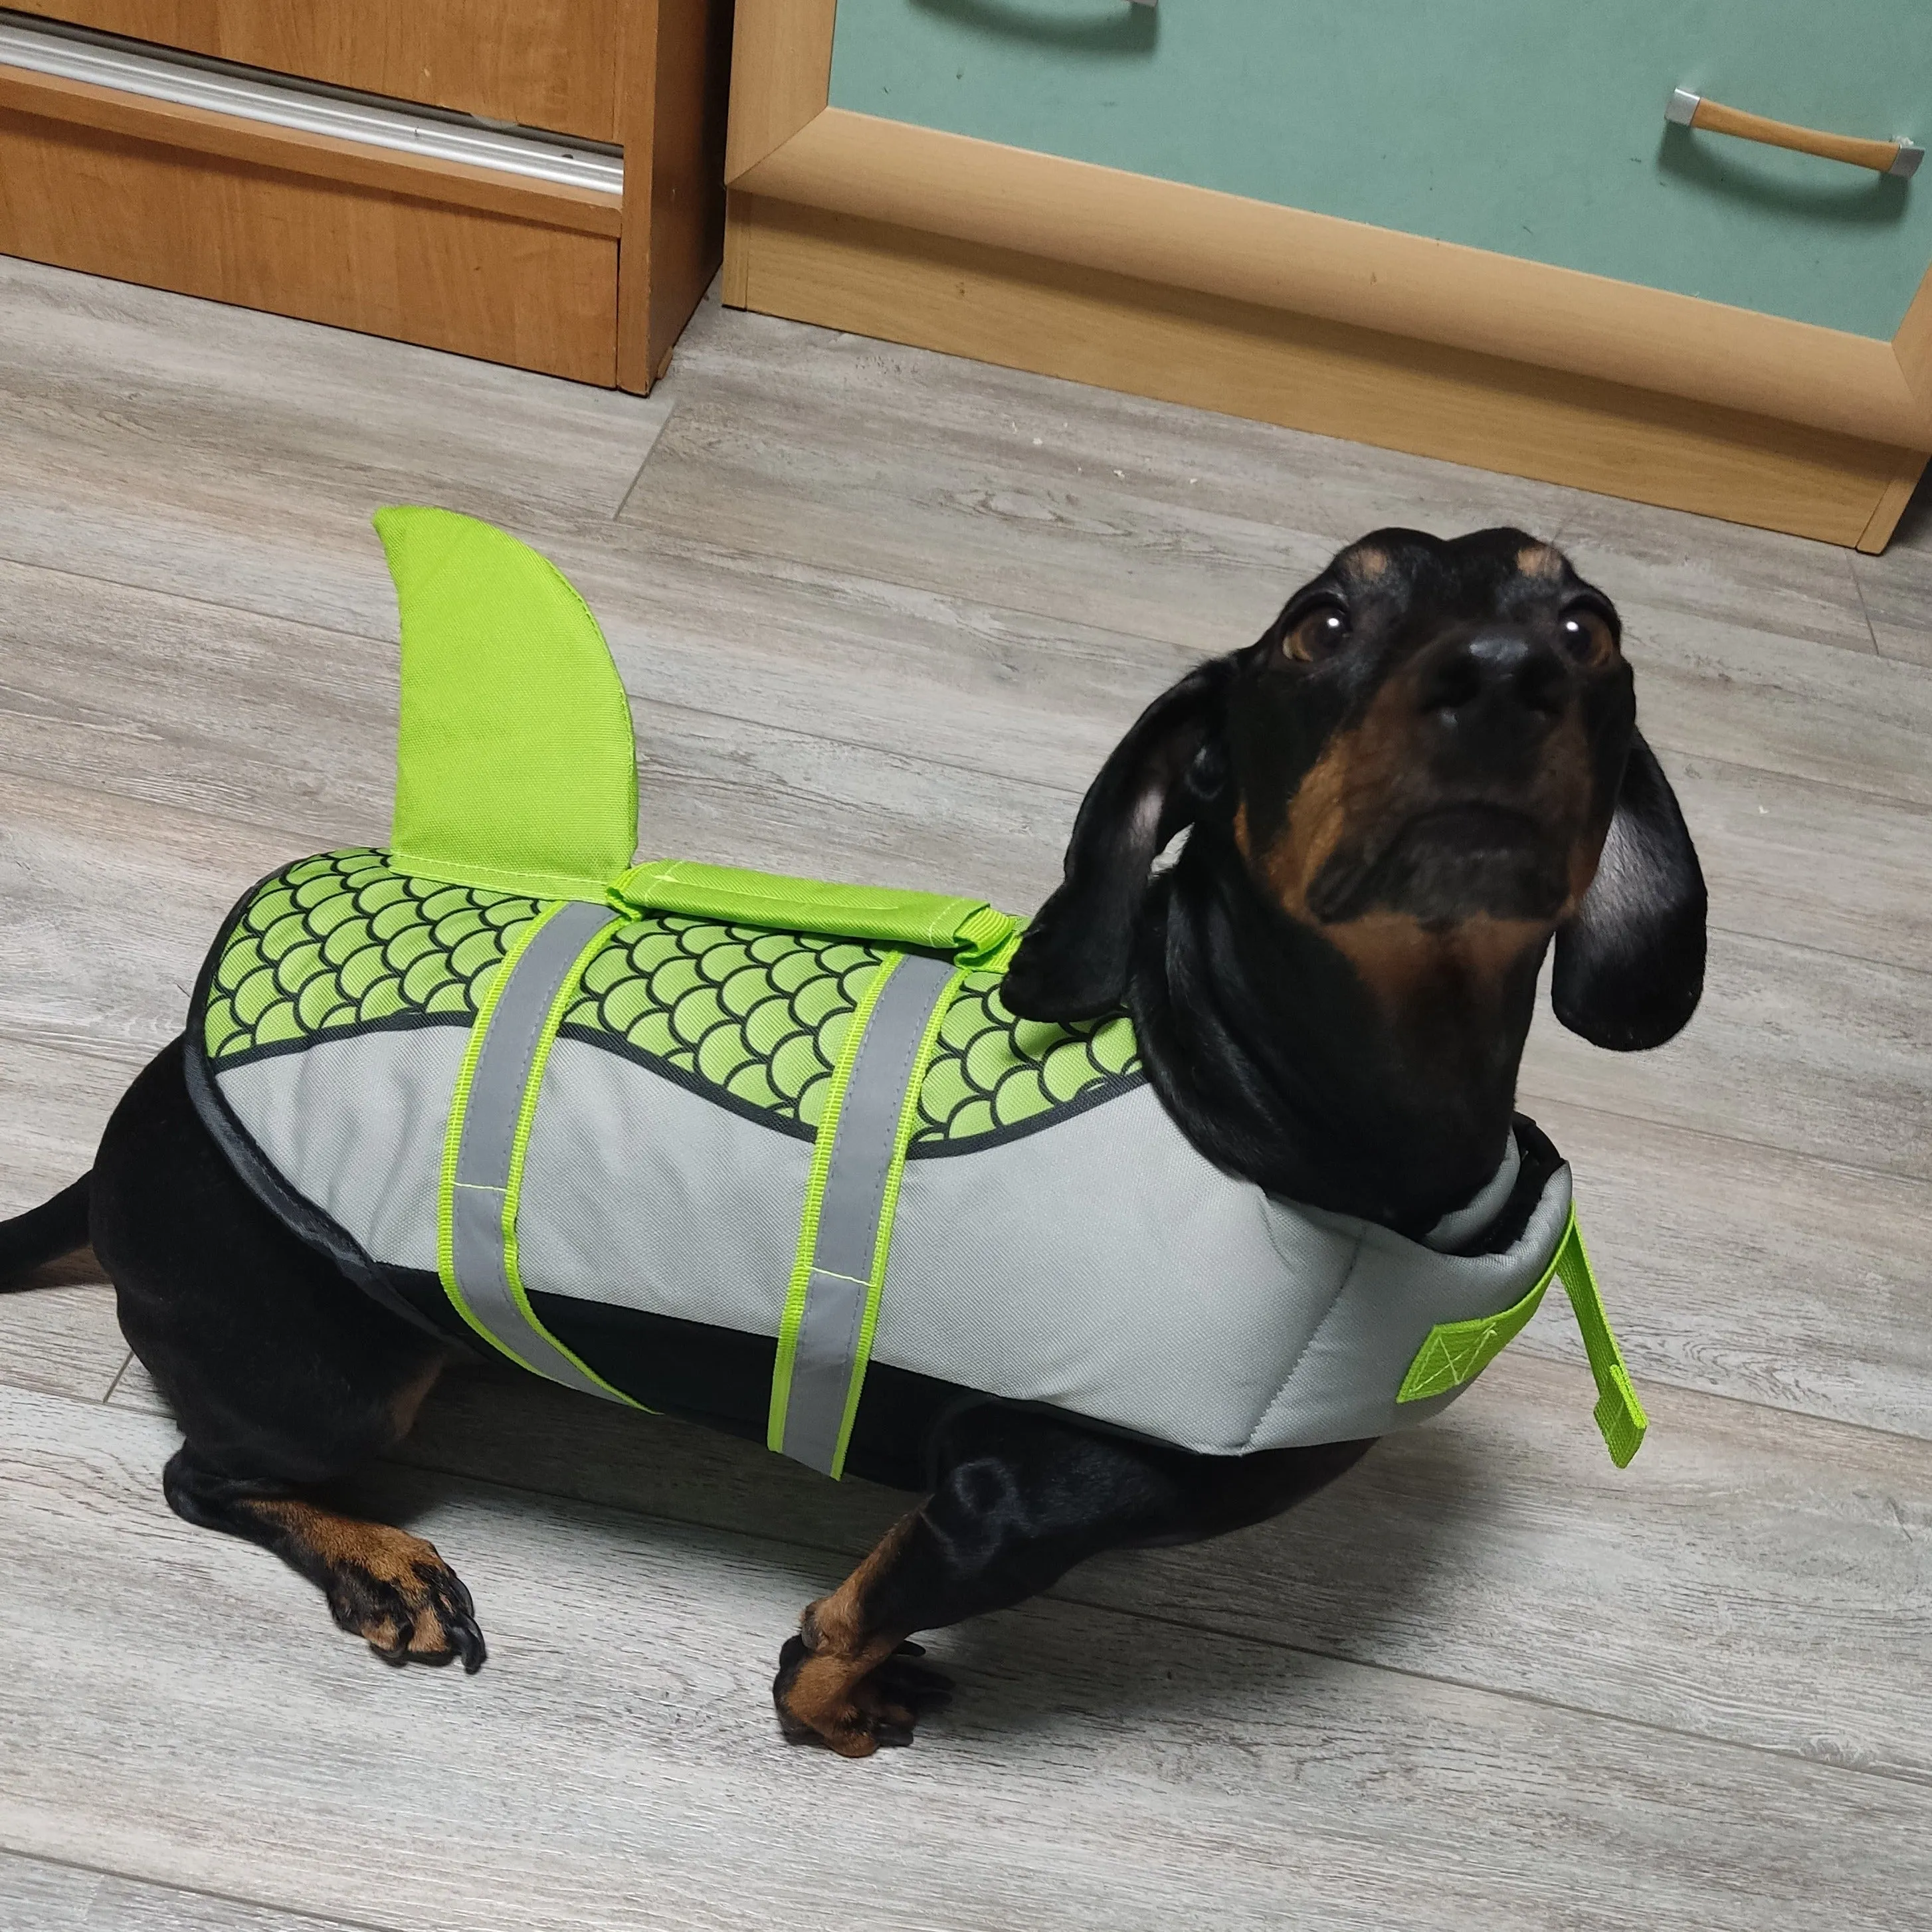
xmin=613 ymin=858 xmax=1020 ymax=969
xmin=1396 ymin=1208 xmax=1648 ymax=1467
xmin=1549 ymin=1215 xmax=1648 ymax=1468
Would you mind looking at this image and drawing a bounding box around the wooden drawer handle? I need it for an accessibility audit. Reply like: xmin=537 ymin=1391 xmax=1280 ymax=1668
xmin=1667 ymin=88 xmax=1922 ymax=177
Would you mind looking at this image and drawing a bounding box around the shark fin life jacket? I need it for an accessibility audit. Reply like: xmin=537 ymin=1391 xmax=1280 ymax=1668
xmin=185 ymin=509 xmax=1648 ymax=1480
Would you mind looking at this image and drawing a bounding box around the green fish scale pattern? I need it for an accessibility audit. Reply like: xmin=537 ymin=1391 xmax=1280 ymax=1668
xmin=909 ymin=969 xmax=1139 ymax=1148
xmin=204 ymin=852 xmax=1142 ymax=1145
xmin=203 ymin=848 xmax=542 ymax=1061
xmin=564 ymin=916 xmax=888 ymax=1132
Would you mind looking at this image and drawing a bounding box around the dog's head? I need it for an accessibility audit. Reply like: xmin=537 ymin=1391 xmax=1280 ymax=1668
xmin=1004 ymin=528 xmax=1705 ymax=1052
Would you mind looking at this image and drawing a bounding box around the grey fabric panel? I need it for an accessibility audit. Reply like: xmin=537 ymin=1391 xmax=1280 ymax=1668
xmin=213 ymin=1025 xmax=467 ymax=1272
xmin=514 ymin=1034 xmax=814 ymax=1336
xmin=783 ymin=951 xmax=957 ymax=1474
xmin=876 ymin=1086 xmax=1566 ymax=1455
xmin=876 ymin=1085 xmax=1355 ymax=1452
xmin=450 ymin=902 xmax=623 ymax=1402
xmin=1249 ymin=1167 xmax=1573 ymax=1445
xmin=221 ymin=947 xmax=1572 ymax=1458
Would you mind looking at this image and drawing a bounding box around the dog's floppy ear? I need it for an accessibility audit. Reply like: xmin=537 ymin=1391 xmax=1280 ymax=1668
xmin=1003 ymin=659 xmax=1232 ymax=1022
xmin=1551 ymin=732 xmax=1706 ymax=1050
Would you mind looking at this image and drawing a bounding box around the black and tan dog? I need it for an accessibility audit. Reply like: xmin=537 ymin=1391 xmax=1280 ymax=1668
xmin=1 ymin=528 xmax=1704 ymax=1756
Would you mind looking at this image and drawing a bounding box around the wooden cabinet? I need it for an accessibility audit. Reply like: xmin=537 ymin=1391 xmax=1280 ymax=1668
xmin=723 ymin=0 xmax=1932 ymax=549
xmin=0 ymin=2 xmax=731 ymax=389
xmin=36 ymin=2 xmax=632 ymax=140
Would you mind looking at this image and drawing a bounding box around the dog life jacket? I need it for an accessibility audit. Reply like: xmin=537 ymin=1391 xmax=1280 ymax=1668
xmin=185 ymin=509 xmax=1648 ymax=1479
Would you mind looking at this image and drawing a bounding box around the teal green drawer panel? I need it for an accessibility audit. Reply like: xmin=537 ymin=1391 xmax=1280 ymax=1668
xmin=827 ymin=0 xmax=1932 ymax=339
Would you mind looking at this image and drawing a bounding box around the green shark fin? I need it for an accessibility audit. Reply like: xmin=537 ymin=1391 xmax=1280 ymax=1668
xmin=375 ymin=506 xmax=637 ymax=904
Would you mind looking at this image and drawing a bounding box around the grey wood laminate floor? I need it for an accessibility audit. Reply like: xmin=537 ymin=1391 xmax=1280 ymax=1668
xmin=2 ymin=254 xmax=1929 ymax=1931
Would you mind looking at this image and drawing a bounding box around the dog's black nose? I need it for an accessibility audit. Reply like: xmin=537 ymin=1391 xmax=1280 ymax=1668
xmin=1418 ymin=631 xmax=1567 ymax=760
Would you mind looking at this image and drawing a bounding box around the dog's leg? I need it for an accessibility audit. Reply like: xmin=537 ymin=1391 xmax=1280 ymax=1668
xmin=163 ymin=1446 xmax=483 ymax=1671
xmin=92 ymin=1040 xmax=482 ymax=1670
xmin=775 ymin=1404 xmax=1371 ymax=1754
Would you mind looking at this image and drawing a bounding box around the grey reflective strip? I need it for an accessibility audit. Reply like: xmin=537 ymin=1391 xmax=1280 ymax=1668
xmin=450 ymin=900 xmax=622 ymax=1401
xmin=781 ymin=951 xmax=957 ymax=1474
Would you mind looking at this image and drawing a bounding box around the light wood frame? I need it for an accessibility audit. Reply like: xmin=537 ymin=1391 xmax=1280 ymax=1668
xmin=0 ymin=2 xmax=729 ymax=390
xmin=722 ymin=3 xmax=1932 ymax=551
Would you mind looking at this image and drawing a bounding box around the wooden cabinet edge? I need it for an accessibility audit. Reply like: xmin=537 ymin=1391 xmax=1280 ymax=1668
xmin=724 ymin=0 xmax=833 ymax=183
xmin=0 ymin=111 xmax=619 ymax=383
xmin=615 ymin=0 xmax=731 ymax=394
xmin=11 ymin=1 xmax=627 ymax=142
xmin=725 ymin=192 xmax=1911 ymax=551
xmin=0 ymin=60 xmax=623 ymax=236
xmin=1856 ymin=449 xmax=1930 ymax=553
xmin=734 ymin=109 xmax=1929 ymax=452
xmin=1896 ymin=267 xmax=1932 ymax=415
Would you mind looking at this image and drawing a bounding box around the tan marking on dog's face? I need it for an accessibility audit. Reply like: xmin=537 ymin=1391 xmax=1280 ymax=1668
xmin=1322 ymin=912 xmax=1549 ymax=1016
xmin=1253 ymin=678 xmax=1420 ymax=921
xmin=1516 ymin=542 xmax=1564 ymax=579
xmin=1250 ymin=658 xmax=1599 ymax=916
xmin=1346 ymin=545 xmax=1391 ymax=583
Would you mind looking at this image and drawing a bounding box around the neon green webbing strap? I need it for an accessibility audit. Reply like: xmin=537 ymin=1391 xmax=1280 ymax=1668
xmin=1548 ymin=1215 xmax=1648 ymax=1468
xmin=768 ymin=949 xmax=966 ymax=1478
xmin=615 ymin=859 xmax=1020 ymax=969
xmin=1397 ymin=1209 xmax=1648 ymax=1467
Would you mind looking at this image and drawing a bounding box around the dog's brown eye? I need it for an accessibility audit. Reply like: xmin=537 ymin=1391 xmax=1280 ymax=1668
xmin=1559 ymin=605 xmax=1615 ymax=664
xmin=1284 ymin=603 xmax=1351 ymax=662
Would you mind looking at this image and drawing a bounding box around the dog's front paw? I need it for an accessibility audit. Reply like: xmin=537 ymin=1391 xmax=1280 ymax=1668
xmin=772 ymin=1634 xmax=952 ymax=1757
xmin=320 ymin=1531 xmax=487 ymax=1674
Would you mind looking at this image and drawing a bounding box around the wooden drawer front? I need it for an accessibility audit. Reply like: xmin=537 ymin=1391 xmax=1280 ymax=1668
xmin=0 ymin=98 xmax=620 ymax=383
xmin=17 ymin=1 xmax=623 ymax=140
xmin=826 ymin=0 xmax=1932 ymax=340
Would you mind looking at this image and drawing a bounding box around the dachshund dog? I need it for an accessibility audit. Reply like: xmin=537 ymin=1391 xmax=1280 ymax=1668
xmin=0 ymin=528 xmax=1704 ymax=1756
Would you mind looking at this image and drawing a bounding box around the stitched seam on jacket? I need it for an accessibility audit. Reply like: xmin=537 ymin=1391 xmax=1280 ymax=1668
xmin=1242 ymin=1208 xmax=1369 ymax=1453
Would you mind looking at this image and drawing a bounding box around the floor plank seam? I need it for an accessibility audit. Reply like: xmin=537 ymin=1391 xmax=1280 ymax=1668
xmin=98 ymin=1349 xmax=136 ymax=1405
xmin=611 ymin=398 xmax=678 ymax=524
xmin=1678 ymin=747 xmax=1932 ymax=821
xmin=0 ymin=1842 xmax=379 ymax=1932
xmin=1036 ymin=1587 xmax=1932 ymax=1796
xmin=353 ymin=1439 xmax=1932 ymax=1792
xmin=1699 ymin=919 xmax=1932 ymax=984
xmin=1500 ymin=1331 xmax=1932 ymax=1446
xmin=11 ymin=1002 xmax=1924 ymax=1216
xmin=0 ymin=551 xmax=387 ymax=648
xmin=0 ymin=1024 xmax=163 ymax=1070
xmin=1516 ymin=1086 xmax=1932 ymax=1193
xmin=11 ymin=543 xmax=1932 ymax=830
xmin=1846 ymin=554 xmax=1886 ymax=657
xmin=0 ymin=762 xmax=385 ymax=851
xmin=13 ymin=1366 xmax=1929 ymax=1790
